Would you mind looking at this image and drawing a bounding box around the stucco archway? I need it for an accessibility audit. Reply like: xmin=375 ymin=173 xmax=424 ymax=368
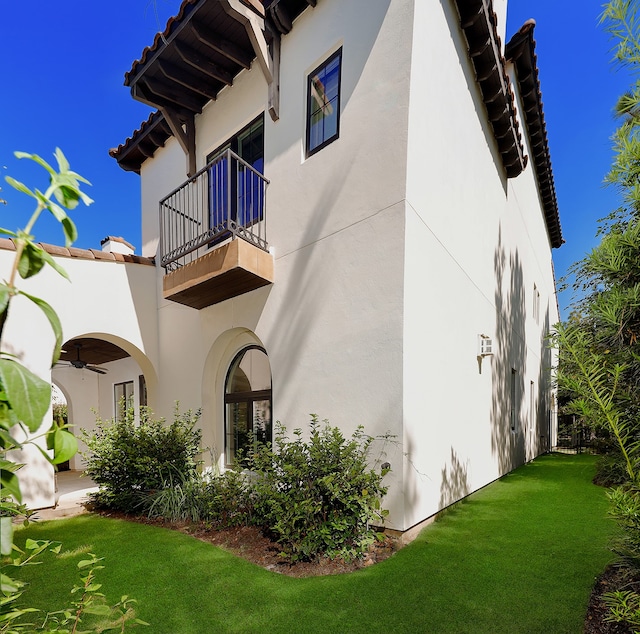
xmin=53 ymin=333 xmax=157 ymax=470
xmin=201 ymin=327 xmax=267 ymax=470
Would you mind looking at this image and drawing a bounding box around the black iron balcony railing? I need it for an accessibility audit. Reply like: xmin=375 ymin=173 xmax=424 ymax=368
xmin=159 ymin=149 xmax=269 ymax=271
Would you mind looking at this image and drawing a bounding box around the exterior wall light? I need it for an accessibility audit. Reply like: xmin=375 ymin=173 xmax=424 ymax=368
xmin=478 ymin=334 xmax=494 ymax=357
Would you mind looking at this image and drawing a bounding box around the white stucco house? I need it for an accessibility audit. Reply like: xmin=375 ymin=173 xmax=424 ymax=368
xmin=4 ymin=0 xmax=562 ymax=534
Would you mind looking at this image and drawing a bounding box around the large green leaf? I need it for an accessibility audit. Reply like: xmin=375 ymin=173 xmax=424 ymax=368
xmin=0 ymin=359 xmax=50 ymax=432
xmin=17 ymin=241 xmax=45 ymax=279
xmin=48 ymin=427 xmax=77 ymax=465
xmin=0 ymin=465 xmax=21 ymax=504
xmin=37 ymin=248 xmax=70 ymax=281
xmin=0 ymin=401 xmax=20 ymax=433
xmin=61 ymin=216 xmax=78 ymax=246
xmin=4 ymin=176 xmax=35 ymax=200
xmin=0 ymin=572 xmax=22 ymax=594
xmin=14 ymin=150 xmax=56 ymax=177
xmin=19 ymin=291 xmax=63 ymax=365
xmin=0 ymin=284 xmax=11 ymax=316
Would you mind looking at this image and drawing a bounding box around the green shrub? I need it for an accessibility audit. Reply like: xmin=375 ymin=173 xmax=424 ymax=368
xmin=145 ymin=471 xmax=208 ymax=523
xmin=249 ymin=416 xmax=389 ymax=562
xmin=144 ymin=469 xmax=253 ymax=526
xmin=594 ymin=453 xmax=630 ymax=487
xmin=202 ymin=469 xmax=254 ymax=528
xmin=82 ymin=407 xmax=202 ymax=513
xmin=608 ymin=485 xmax=640 ymax=571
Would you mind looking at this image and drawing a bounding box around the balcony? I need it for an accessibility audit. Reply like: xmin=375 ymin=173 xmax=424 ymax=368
xmin=160 ymin=149 xmax=273 ymax=309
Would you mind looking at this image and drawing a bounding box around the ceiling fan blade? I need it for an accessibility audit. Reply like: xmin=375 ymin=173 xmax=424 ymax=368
xmin=87 ymin=365 xmax=107 ymax=375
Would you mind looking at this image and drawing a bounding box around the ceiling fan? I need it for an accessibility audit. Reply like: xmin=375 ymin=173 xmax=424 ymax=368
xmin=57 ymin=343 xmax=108 ymax=374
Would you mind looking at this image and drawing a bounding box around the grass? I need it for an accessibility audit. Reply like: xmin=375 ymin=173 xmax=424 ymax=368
xmin=10 ymin=453 xmax=616 ymax=633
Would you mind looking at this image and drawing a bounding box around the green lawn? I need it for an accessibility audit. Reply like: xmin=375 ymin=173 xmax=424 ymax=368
xmin=11 ymin=453 xmax=616 ymax=633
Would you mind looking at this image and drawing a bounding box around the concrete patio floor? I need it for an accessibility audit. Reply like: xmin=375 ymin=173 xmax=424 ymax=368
xmin=34 ymin=470 xmax=98 ymax=520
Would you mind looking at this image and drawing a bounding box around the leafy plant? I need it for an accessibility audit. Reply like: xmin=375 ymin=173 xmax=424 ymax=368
xmin=602 ymin=589 xmax=640 ymax=630
xmin=0 ymin=149 xmax=89 ymax=549
xmin=0 ymin=149 xmax=146 ymax=631
xmin=145 ymin=471 xmax=208 ymax=523
xmin=145 ymin=468 xmax=254 ymax=526
xmin=82 ymin=406 xmax=202 ymax=513
xmin=249 ymin=416 xmax=389 ymax=562
xmin=203 ymin=468 xmax=254 ymax=528
xmin=2 ymin=540 xmax=148 ymax=632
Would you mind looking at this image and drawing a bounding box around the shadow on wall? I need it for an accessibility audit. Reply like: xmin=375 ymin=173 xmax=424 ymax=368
xmin=439 ymin=447 xmax=470 ymax=510
xmin=491 ymin=227 xmax=526 ymax=474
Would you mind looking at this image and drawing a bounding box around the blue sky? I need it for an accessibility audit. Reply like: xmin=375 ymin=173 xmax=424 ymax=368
xmin=0 ymin=1 xmax=631 ymax=317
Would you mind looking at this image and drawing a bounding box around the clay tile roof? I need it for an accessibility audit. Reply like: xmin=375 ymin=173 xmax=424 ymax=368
xmin=0 ymin=239 xmax=155 ymax=266
xmin=452 ymin=0 xmax=527 ymax=178
xmin=506 ymin=20 xmax=563 ymax=249
xmin=111 ymin=0 xmax=316 ymax=174
xmin=109 ymin=111 xmax=172 ymax=174
xmin=125 ymin=0 xmax=202 ymax=87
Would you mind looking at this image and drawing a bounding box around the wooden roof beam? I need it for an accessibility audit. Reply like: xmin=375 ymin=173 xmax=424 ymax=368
xmin=188 ymin=21 xmax=253 ymax=69
xmin=161 ymin=107 xmax=196 ymax=178
xmin=174 ymin=41 xmax=233 ymax=85
xmin=157 ymin=59 xmax=219 ymax=101
xmin=141 ymin=76 xmax=203 ymax=114
xmin=223 ymin=0 xmax=280 ymax=121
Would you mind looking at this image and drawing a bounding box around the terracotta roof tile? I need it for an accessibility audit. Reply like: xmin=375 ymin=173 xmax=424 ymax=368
xmin=68 ymin=246 xmax=95 ymax=259
xmin=0 ymin=240 xmax=155 ymax=266
xmin=506 ymin=21 xmax=563 ymax=248
xmin=89 ymin=249 xmax=116 ymax=261
xmin=39 ymin=243 xmax=70 ymax=258
xmin=452 ymin=0 xmax=527 ymax=178
xmin=0 ymin=237 xmax=16 ymax=251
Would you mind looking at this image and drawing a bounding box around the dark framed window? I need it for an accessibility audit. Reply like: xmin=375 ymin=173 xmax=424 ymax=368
xmin=306 ymin=48 xmax=342 ymax=157
xmin=224 ymin=346 xmax=272 ymax=466
xmin=114 ymin=381 xmax=134 ymax=422
xmin=207 ymin=115 xmax=265 ymax=243
xmin=139 ymin=374 xmax=147 ymax=408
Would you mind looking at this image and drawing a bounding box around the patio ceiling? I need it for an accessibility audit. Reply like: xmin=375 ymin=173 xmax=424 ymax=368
xmin=59 ymin=338 xmax=130 ymax=366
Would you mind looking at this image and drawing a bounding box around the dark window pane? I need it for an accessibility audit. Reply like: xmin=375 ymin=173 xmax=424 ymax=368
xmin=307 ymin=49 xmax=342 ymax=155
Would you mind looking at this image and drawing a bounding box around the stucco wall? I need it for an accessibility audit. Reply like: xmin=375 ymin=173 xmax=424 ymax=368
xmin=400 ymin=0 xmax=559 ymax=529
xmin=1 ymin=249 xmax=158 ymax=507
xmin=137 ymin=0 xmax=415 ymax=527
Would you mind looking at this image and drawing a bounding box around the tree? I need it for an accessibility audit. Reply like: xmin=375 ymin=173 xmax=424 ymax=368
xmin=555 ymin=2 xmax=640 ymax=628
xmin=557 ymin=0 xmax=640 ymax=472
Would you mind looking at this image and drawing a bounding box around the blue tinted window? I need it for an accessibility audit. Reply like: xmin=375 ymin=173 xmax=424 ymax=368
xmin=307 ymin=49 xmax=342 ymax=156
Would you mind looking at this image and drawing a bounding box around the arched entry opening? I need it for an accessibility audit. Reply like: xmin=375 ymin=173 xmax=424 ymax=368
xmin=53 ymin=335 xmax=155 ymax=470
xmin=224 ymin=346 xmax=272 ymax=466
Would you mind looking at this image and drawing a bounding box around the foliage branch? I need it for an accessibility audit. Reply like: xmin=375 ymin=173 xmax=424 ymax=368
xmin=0 ymin=149 xmax=92 ymax=550
xmin=555 ymin=1 xmax=640 ymax=628
xmin=0 ymin=150 xmax=147 ymax=631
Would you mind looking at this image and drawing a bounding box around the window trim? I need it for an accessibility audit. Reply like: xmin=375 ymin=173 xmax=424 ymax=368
xmin=114 ymin=380 xmax=134 ymax=422
xmin=305 ymin=47 xmax=342 ymax=158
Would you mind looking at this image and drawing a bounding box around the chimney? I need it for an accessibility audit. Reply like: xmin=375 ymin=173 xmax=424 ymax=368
xmin=100 ymin=236 xmax=135 ymax=255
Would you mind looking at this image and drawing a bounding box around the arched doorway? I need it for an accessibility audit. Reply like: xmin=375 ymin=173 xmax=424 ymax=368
xmin=224 ymin=346 xmax=272 ymax=466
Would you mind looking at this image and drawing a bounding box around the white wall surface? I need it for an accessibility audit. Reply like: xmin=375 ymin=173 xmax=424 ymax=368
xmin=400 ymin=0 xmax=560 ymax=529
xmin=0 ymin=248 xmax=158 ymax=507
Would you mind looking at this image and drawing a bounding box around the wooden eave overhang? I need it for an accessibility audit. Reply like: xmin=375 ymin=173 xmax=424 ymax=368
xmin=506 ymin=21 xmax=563 ymax=249
xmin=111 ymin=0 xmax=316 ymax=174
xmin=452 ymin=0 xmax=527 ymax=178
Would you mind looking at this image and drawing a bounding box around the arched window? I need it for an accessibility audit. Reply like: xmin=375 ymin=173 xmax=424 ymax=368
xmin=224 ymin=346 xmax=272 ymax=465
